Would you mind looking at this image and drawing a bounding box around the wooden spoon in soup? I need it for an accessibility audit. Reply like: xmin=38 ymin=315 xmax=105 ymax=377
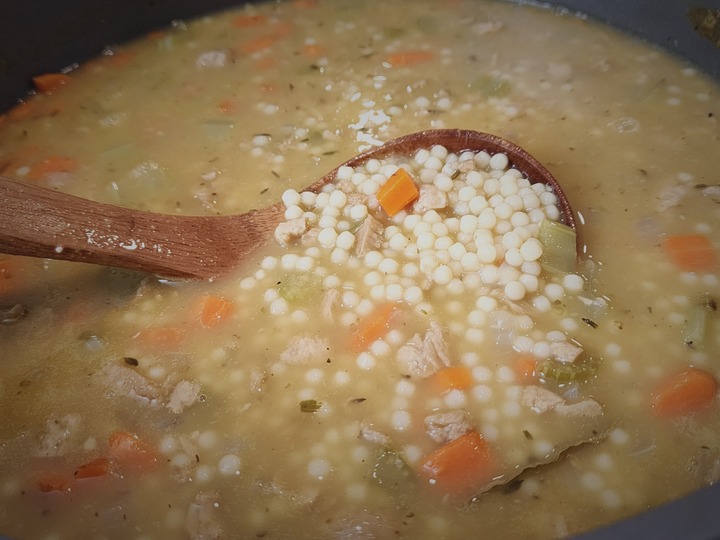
xmin=0 ymin=129 xmax=575 ymax=280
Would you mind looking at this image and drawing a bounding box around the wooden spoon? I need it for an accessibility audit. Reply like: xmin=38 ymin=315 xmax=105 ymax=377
xmin=0 ymin=129 xmax=575 ymax=280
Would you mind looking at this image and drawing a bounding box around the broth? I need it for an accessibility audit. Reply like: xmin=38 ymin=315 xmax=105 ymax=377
xmin=0 ymin=0 xmax=719 ymax=538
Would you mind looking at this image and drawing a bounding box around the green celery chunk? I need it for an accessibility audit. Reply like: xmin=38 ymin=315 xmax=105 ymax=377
xmin=683 ymin=293 xmax=717 ymax=348
xmin=370 ymin=448 xmax=414 ymax=490
xmin=539 ymin=219 xmax=577 ymax=274
xmin=538 ymin=356 xmax=598 ymax=385
xmin=278 ymin=273 xmax=322 ymax=302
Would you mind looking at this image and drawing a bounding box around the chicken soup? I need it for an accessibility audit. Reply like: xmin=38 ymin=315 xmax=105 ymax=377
xmin=0 ymin=0 xmax=719 ymax=539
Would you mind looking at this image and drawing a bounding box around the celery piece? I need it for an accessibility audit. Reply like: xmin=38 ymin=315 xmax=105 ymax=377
xmin=538 ymin=356 xmax=598 ymax=385
xmin=538 ymin=219 xmax=577 ymax=274
xmin=469 ymin=75 xmax=512 ymax=98
xmin=278 ymin=273 xmax=322 ymax=302
xmin=370 ymin=448 xmax=414 ymax=490
xmin=683 ymin=293 xmax=717 ymax=348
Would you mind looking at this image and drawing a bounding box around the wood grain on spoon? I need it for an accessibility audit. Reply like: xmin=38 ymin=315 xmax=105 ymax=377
xmin=0 ymin=129 xmax=575 ymax=280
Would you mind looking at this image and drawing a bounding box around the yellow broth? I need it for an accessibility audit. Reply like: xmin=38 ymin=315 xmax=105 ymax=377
xmin=0 ymin=0 xmax=719 ymax=538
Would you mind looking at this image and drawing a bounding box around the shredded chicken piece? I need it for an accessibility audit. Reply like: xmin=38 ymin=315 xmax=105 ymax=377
xmin=321 ymin=289 xmax=341 ymax=322
xmin=424 ymin=411 xmax=472 ymax=443
xmin=359 ymin=420 xmax=391 ymax=446
xmin=185 ymin=491 xmax=222 ymax=540
xmin=354 ymin=215 xmax=384 ymax=256
xmin=550 ymin=341 xmax=584 ymax=364
xmin=274 ymin=217 xmax=309 ymax=246
xmin=35 ymin=413 xmax=81 ymax=457
xmin=195 ymin=49 xmax=232 ymax=68
xmin=300 ymin=226 xmax=320 ymax=247
xmin=413 ymin=185 xmax=448 ymax=213
xmin=279 ymin=335 xmax=330 ymax=365
xmin=519 ymin=385 xmax=603 ymax=418
xmin=167 ymin=380 xmax=202 ymax=414
xmin=396 ymin=321 xmax=451 ymax=377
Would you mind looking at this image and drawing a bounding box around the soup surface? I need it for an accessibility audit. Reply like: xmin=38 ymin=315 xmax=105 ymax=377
xmin=0 ymin=1 xmax=719 ymax=539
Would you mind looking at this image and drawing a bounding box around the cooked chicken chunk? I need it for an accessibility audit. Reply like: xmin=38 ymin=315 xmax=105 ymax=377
xmin=424 ymin=410 xmax=472 ymax=443
xmin=274 ymin=217 xmax=309 ymax=246
xmin=354 ymin=215 xmax=384 ymax=256
xmin=279 ymin=335 xmax=330 ymax=365
xmin=550 ymin=341 xmax=584 ymax=364
xmin=413 ymin=185 xmax=448 ymax=213
xmin=35 ymin=413 xmax=81 ymax=457
xmin=396 ymin=321 xmax=451 ymax=377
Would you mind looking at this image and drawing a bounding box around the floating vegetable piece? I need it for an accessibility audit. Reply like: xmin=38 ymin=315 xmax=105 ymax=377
xmin=418 ymin=430 xmax=495 ymax=498
xmin=683 ymin=293 xmax=717 ymax=347
xmin=538 ymin=219 xmax=577 ymax=274
xmin=663 ymin=234 xmax=718 ymax=272
xmin=376 ymin=168 xmax=420 ymax=217
xmin=278 ymin=272 xmax=322 ymax=302
xmin=538 ymin=355 xmax=599 ymax=385
xmin=651 ymin=368 xmax=717 ymax=418
xmin=370 ymin=448 xmax=415 ymax=490
xmin=300 ymin=399 xmax=321 ymax=413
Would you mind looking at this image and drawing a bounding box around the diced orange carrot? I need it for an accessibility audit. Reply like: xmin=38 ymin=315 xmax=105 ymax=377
xmin=6 ymin=100 xmax=38 ymax=121
xmin=239 ymin=35 xmax=278 ymax=54
xmin=108 ymin=431 xmax=158 ymax=472
xmin=432 ymin=366 xmax=474 ymax=393
xmin=418 ymin=430 xmax=495 ymax=497
xmin=269 ymin=20 xmax=295 ymax=38
xmin=385 ymin=51 xmax=435 ymax=67
xmin=232 ymin=14 xmax=268 ymax=27
xmin=26 ymin=155 xmax=79 ymax=181
xmin=253 ymin=56 xmax=278 ymax=70
xmin=0 ymin=259 xmax=23 ymax=296
xmin=134 ymin=326 xmax=185 ymax=348
xmin=651 ymin=368 xmax=717 ymax=418
xmin=663 ymin=234 xmax=718 ymax=272
xmin=146 ymin=30 xmax=167 ymax=41
xmin=198 ymin=295 xmax=235 ymax=328
xmin=74 ymin=457 xmax=113 ymax=479
xmin=32 ymin=73 xmax=71 ymax=94
xmin=218 ymin=98 xmax=238 ymax=114
xmin=37 ymin=477 xmax=70 ymax=492
xmin=350 ymin=302 xmax=400 ymax=351
xmin=512 ymin=354 xmax=538 ymax=384
xmin=302 ymin=44 xmax=326 ymax=58
xmin=376 ymin=168 xmax=420 ymax=217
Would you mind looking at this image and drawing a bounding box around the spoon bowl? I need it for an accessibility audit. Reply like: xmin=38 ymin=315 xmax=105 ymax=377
xmin=0 ymin=129 xmax=575 ymax=280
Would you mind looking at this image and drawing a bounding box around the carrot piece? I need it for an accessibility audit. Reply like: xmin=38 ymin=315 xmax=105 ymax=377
xmin=512 ymin=354 xmax=538 ymax=384
xmin=218 ymin=98 xmax=238 ymax=114
xmin=198 ymin=295 xmax=235 ymax=328
xmin=135 ymin=326 xmax=185 ymax=348
xmin=302 ymin=44 xmax=326 ymax=58
xmin=663 ymin=234 xmax=718 ymax=272
xmin=418 ymin=430 xmax=495 ymax=497
xmin=350 ymin=302 xmax=400 ymax=351
xmin=432 ymin=366 xmax=474 ymax=393
xmin=376 ymin=168 xmax=420 ymax=217
xmin=37 ymin=475 xmax=72 ymax=492
xmin=32 ymin=73 xmax=71 ymax=94
xmin=385 ymin=51 xmax=435 ymax=67
xmin=239 ymin=35 xmax=277 ymax=54
xmin=74 ymin=457 xmax=113 ymax=479
xmin=651 ymin=368 xmax=717 ymax=418
xmin=0 ymin=259 xmax=23 ymax=296
xmin=232 ymin=14 xmax=268 ymax=27
xmin=108 ymin=431 xmax=158 ymax=472
xmin=26 ymin=155 xmax=79 ymax=181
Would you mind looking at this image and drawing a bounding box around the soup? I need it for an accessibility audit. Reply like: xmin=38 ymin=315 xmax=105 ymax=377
xmin=0 ymin=0 xmax=718 ymax=538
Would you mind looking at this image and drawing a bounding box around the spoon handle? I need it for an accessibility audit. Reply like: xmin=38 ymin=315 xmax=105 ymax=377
xmin=0 ymin=175 xmax=258 ymax=279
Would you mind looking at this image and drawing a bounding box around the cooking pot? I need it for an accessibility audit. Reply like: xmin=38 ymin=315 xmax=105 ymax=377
xmin=1 ymin=1 xmax=719 ymax=538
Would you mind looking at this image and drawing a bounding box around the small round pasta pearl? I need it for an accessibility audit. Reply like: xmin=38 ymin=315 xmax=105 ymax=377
xmin=336 ymin=231 xmax=356 ymax=250
xmin=505 ymin=280 xmax=526 ymax=301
